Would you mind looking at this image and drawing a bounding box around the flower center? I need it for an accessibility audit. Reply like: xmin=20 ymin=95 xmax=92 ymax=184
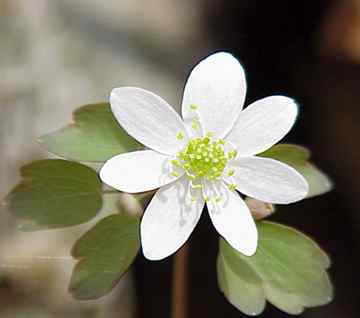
xmin=172 ymin=136 xmax=228 ymax=181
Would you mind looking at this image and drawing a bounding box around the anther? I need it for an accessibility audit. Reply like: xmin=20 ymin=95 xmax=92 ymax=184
xmin=227 ymin=169 xmax=235 ymax=177
xmin=176 ymin=132 xmax=184 ymax=140
xmin=228 ymin=150 xmax=238 ymax=160
xmin=171 ymin=159 xmax=180 ymax=167
xmin=191 ymin=118 xmax=199 ymax=130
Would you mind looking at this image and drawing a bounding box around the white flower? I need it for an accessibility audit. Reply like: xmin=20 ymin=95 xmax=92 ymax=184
xmin=100 ymin=52 xmax=309 ymax=260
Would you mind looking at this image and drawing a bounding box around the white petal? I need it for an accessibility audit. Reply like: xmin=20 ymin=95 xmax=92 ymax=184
xmin=141 ymin=177 xmax=204 ymax=260
xmin=182 ymin=52 xmax=246 ymax=138
xmin=100 ymin=150 xmax=179 ymax=193
xmin=226 ymin=96 xmax=298 ymax=156
xmin=206 ymin=181 xmax=258 ymax=256
xmin=110 ymin=87 xmax=188 ymax=155
xmin=228 ymin=156 xmax=309 ymax=204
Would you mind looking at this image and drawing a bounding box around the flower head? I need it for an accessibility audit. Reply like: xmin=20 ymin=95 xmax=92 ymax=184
xmin=100 ymin=52 xmax=309 ymax=260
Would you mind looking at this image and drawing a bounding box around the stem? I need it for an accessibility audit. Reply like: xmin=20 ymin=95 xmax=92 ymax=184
xmin=171 ymin=242 xmax=190 ymax=318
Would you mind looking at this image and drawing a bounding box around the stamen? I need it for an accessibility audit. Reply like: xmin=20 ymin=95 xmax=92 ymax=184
xmin=176 ymin=132 xmax=184 ymax=140
xmin=228 ymin=183 xmax=237 ymax=192
xmin=190 ymin=181 xmax=203 ymax=189
xmin=189 ymin=104 xmax=198 ymax=111
xmin=228 ymin=149 xmax=238 ymax=160
xmin=227 ymin=169 xmax=235 ymax=177
xmin=170 ymin=171 xmax=180 ymax=178
xmin=172 ymin=133 xmax=236 ymax=183
xmin=171 ymin=159 xmax=180 ymax=167
xmin=185 ymin=171 xmax=196 ymax=180
xmin=191 ymin=118 xmax=199 ymax=130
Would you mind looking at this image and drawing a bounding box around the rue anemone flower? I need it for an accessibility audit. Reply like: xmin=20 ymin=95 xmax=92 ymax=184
xmin=100 ymin=52 xmax=309 ymax=260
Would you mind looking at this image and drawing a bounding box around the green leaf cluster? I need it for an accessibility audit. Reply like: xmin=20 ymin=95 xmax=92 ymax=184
xmin=218 ymin=222 xmax=333 ymax=315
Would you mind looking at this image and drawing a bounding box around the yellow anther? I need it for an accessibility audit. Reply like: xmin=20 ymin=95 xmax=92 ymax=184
xmin=190 ymin=104 xmax=198 ymax=110
xmin=170 ymin=171 xmax=180 ymax=178
xmin=228 ymin=149 xmax=238 ymax=160
xmin=228 ymin=183 xmax=237 ymax=192
xmin=191 ymin=118 xmax=199 ymax=130
xmin=204 ymin=196 xmax=210 ymax=202
xmin=171 ymin=159 xmax=180 ymax=167
xmin=176 ymin=132 xmax=184 ymax=140
xmin=214 ymin=197 xmax=222 ymax=203
xmin=174 ymin=135 xmax=228 ymax=181
xmin=227 ymin=169 xmax=235 ymax=177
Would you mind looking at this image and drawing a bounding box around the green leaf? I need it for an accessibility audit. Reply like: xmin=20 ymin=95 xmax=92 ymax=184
xmin=259 ymin=144 xmax=310 ymax=165
xmin=259 ymin=144 xmax=333 ymax=198
xmin=39 ymin=103 xmax=142 ymax=162
xmin=4 ymin=159 xmax=102 ymax=230
xmin=218 ymin=221 xmax=333 ymax=315
xmin=69 ymin=214 xmax=140 ymax=300
xmin=217 ymin=251 xmax=265 ymax=315
xmin=293 ymin=163 xmax=333 ymax=199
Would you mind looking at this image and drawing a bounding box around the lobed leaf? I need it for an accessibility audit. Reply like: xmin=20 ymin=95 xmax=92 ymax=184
xmin=217 ymin=251 xmax=265 ymax=315
xmin=69 ymin=214 xmax=140 ymax=300
xmin=259 ymin=144 xmax=333 ymax=198
xmin=39 ymin=103 xmax=142 ymax=162
xmin=218 ymin=221 xmax=333 ymax=315
xmin=4 ymin=159 xmax=102 ymax=230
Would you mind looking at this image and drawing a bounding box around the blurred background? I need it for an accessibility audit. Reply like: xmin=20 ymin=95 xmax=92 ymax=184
xmin=0 ymin=0 xmax=359 ymax=317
